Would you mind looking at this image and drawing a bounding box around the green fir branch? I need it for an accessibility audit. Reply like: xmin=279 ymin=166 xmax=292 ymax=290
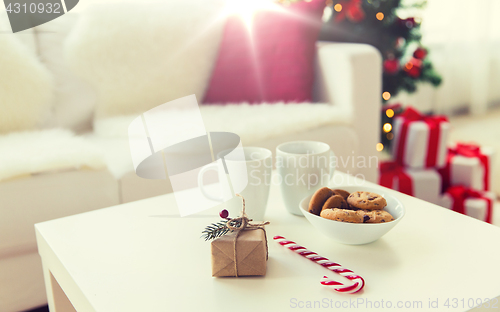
xmin=201 ymin=220 xmax=231 ymax=241
xmin=201 ymin=218 xmax=243 ymax=241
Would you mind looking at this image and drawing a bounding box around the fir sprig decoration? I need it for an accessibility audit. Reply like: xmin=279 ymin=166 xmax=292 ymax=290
xmin=201 ymin=218 xmax=244 ymax=241
xmin=201 ymin=220 xmax=231 ymax=241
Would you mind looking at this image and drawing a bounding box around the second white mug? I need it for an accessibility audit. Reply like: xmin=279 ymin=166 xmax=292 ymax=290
xmin=276 ymin=141 xmax=335 ymax=215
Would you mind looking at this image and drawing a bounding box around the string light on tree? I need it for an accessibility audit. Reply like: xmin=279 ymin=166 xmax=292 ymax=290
xmin=376 ymin=12 xmax=384 ymax=20
xmin=382 ymin=92 xmax=391 ymax=101
xmin=380 ymin=104 xmax=403 ymax=149
xmin=376 ymin=143 xmax=384 ymax=152
xmin=334 ymin=3 xmax=342 ymax=11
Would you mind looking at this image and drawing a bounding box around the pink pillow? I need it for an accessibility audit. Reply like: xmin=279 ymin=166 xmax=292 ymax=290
xmin=204 ymin=0 xmax=325 ymax=104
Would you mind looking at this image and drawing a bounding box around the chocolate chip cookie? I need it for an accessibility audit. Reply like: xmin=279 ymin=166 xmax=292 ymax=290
xmin=361 ymin=210 xmax=394 ymax=223
xmin=347 ymin=191 xmax=386 ymax=210
xmin=331 ymin=189 xmax=350 ymax=200
xmin=308 ymin=187 xmax=334 ymax=215
xmin=322 ymin=195 xmax=349 ymax=211
xmin=320 ymin=208 xmax=364 ymax=223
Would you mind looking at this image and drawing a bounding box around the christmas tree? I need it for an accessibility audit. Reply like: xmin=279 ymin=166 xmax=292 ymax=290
xmin=318 ymin=0 xmax=442 ymax=150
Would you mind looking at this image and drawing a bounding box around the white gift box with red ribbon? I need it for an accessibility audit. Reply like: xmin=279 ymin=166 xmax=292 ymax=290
xmin=438 ymin=143 xmax=494 ymax=192
xmin=379 ymin=161 xmax=441 ymax=205
xmin=440 ymin=186 xmax=494 ymax=223
xmin=392 ymin=107 xmax=450 ymax=169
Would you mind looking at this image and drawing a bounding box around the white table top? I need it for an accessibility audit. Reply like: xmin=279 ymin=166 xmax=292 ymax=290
xmin=36 ymin=172 xmax=500 ymax=312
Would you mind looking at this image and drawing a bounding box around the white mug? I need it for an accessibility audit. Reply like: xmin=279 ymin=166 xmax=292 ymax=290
xmin=276 ymin=141 xmax=335 ymax=215
xmin=198 ymin=147 xmax=272 ymax=220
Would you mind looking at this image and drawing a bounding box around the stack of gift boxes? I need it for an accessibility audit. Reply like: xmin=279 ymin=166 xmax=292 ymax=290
xmin=379 ymin=107 xmax=495 ymax=223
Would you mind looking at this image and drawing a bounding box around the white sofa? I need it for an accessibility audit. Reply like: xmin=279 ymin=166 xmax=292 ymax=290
xmin=0 ymin=3 xmax=381 ymax=311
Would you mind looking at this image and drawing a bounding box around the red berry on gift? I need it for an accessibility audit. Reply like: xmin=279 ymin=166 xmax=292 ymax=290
xmin=219 ymin=209 xmax=229 ymax=219
xmin=383 ymin=59 xmax=400 ymax=75
xmin=413 ymin=47 xmax=427 ymax=60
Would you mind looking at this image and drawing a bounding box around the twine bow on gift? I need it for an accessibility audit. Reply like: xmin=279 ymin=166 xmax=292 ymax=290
xmin=395 ymin=107 xmax=448 ymax=167
xmin=227 ymin=194 xmax=270 ymax=277
xmin=446 ymin=185 xmax=492 ymax=223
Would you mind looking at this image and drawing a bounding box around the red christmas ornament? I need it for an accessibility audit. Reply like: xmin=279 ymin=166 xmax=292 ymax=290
xmin=219 ymin=209 xmax=229 ymax=219
xmin=413 ymin=47 xmax=427 ymax=60
xmin=335 ymin=0 xmax=365 ymax=23
xmin=346 ymin=4 xmax=365 ymax=22
xmin=397 ymin=17 xmax=416 ymax=29
xmin=404 ymin=58 xmax=422 ymax=78
xmin=383 ymin=59 xmax=400 ymax=75
xmin=407 ymin=66 xmax=421 ymax=78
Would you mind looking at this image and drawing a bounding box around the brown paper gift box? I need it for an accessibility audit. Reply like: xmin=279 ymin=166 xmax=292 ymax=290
xmin=211 ymin=228 xmax=267 ymax=277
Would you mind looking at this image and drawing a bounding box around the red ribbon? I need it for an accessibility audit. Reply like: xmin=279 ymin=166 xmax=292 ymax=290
xmin=446 ymin=185 xmax=492 ymax=223
xmin=379 ymin=161 xmax=413 ymax=196
xmin=395 ymin=107 xmax=448 ymax=168
xmin=440 ymin=143 xmax=490 ymax=192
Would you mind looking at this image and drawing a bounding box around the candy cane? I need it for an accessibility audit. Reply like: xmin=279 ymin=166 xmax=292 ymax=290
xmin=273 ymin=236 xmax=365 ymax=294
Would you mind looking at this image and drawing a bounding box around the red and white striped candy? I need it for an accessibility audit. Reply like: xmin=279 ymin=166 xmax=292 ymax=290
xmin=274 ymin=235 xmax=365 ymax=294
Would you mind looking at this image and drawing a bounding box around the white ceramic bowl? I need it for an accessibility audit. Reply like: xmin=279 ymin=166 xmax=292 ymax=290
xmin=300 ymin=186 xmax=405 ymax=245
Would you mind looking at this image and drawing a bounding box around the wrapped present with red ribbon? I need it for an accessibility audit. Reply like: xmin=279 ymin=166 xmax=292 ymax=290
xmin=379 ymin=161 xmax=441 ymax=204
xmin=392 ymin=107 xmax=450 ymax=169
xmin=438 ymin=143 xmax=494 ymax=192
xmin=440 ymin=185 xmax=494 ymax=223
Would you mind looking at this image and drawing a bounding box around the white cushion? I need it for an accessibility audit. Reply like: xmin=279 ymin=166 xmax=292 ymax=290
xmin=64 ymin=0 xmax=226 ymax=119
xmin=0 ymin=12 xmax=54 ymax=134
xmin=35 ymin=13 xmax=97 ymax=131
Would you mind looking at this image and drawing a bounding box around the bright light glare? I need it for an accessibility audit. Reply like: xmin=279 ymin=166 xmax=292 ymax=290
xmin=225 ymin=0 xmax=277 ymax=30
